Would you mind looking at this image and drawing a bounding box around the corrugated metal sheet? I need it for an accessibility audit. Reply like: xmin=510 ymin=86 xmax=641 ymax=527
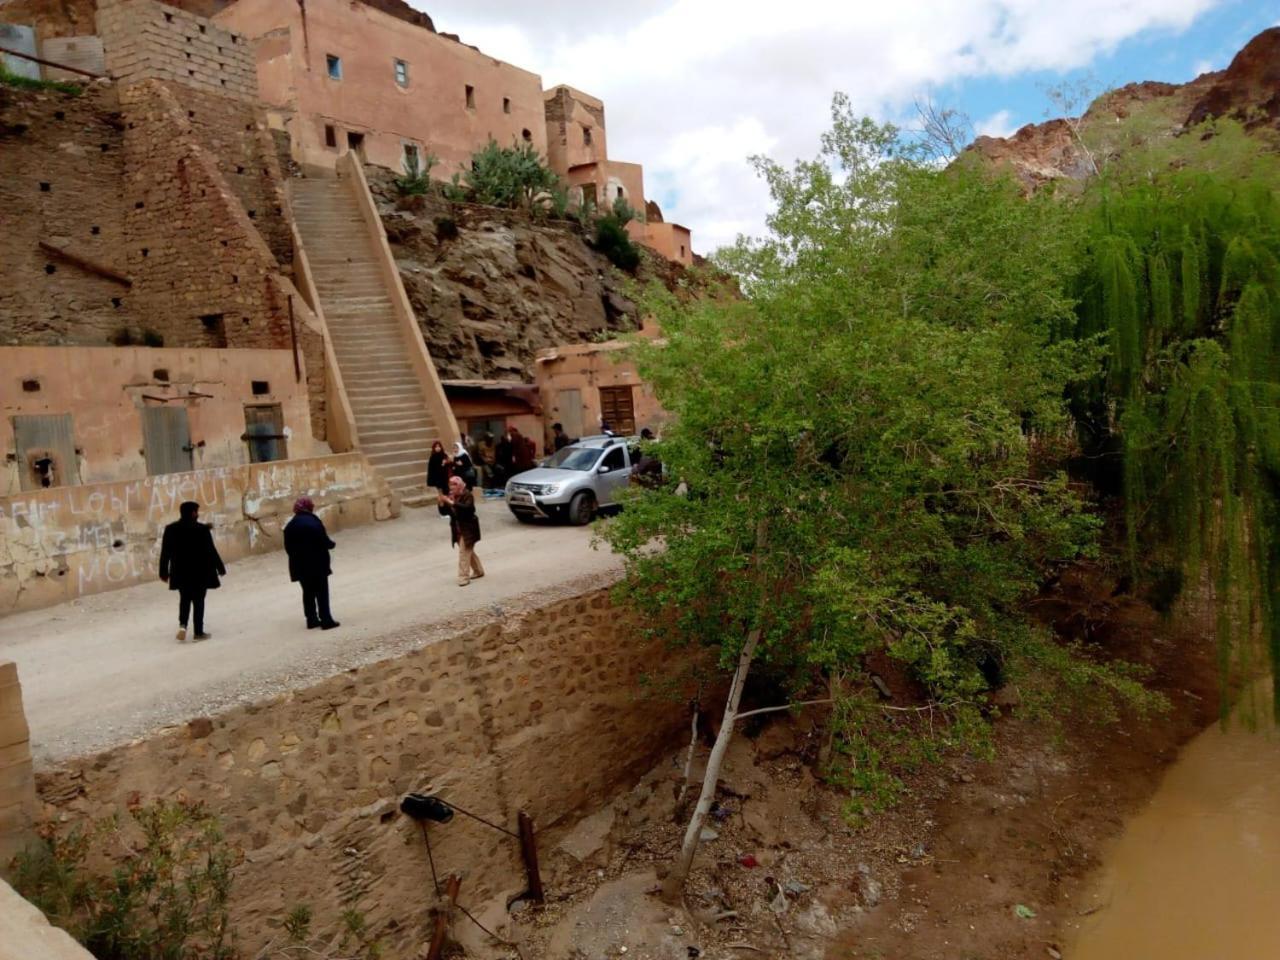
xmin=0 ymin=24 xmax=40 ymax=80
xmin=13 ymin=413 xmax=80 ymax=491
xmin=141 ymin=406 xmax=194 ymax=476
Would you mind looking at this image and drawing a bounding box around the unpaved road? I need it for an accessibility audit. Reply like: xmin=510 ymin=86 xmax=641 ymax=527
xmin=0 ymin=503 xmax=620 ymax=764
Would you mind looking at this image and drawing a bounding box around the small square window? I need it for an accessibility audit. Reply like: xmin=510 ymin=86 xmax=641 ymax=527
xmin=326 ymin=54 xmax=342 ymax=80
xmin=251 ymin=380 xmax=270 ymax=396
xmin=324 ymin=124 xmax=337 ymax=148
xmin=394 ymin=59 xmax=408 ymax=86
xmin=465 ymin=84 xmax=475 ymax=109
xmin=583 ymin=125 xmax=593 ymax=146
xmin=503 ymin=96 xmax=511 ymax=114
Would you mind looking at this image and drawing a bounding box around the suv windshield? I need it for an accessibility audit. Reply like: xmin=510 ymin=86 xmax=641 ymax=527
xmin=545 ymin=446 xmax=602 ymax=471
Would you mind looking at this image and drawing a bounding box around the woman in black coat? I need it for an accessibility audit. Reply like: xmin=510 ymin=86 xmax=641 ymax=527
xmin=283 ymin=497 xmax=340 ymax=630
xmin=426 ymin=440 xmax=450 ymax=494
xmin=159 ymin=500 xmax=225 ymax=643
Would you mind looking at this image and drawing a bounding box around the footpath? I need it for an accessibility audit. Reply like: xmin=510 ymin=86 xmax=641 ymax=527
xmin=0 ymin=503 xmax=620 ymax=763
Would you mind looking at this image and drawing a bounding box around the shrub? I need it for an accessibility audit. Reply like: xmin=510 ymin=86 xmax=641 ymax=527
xmin=0 ymin=66 xmax=82 ymax=96
xmin=464 ymin=138 xmax=559 ymax=210
xmin=393 ymin=150 xmax=437 ymax=197
xmin=593 ymin=212 xmax=641 ymax=272
xmin=12 ymin=799 xmax=235 ymax=960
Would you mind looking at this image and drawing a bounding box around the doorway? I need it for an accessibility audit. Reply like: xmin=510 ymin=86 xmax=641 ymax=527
xmin=13 ymin=413 xmax=79 ymax=490
xmin=346 ymin=131 xmax=366 ymax=161
xmin=141 ymin=406 xmax=194 ymax=476
xmin=556 ymin=388 xmax=584 ymax=441
xmin=598 ymin=385 xmax=636 ymax=436
xmin=243 ymin=404 xmax=287 ymax=463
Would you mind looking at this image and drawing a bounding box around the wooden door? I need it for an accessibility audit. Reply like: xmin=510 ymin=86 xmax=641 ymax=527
xmin=557 ymin=388 xmax=584 ymax=441
xmin=598 ymin=385 xmax=635 ymax=436
xmin=13 ymin=413 xmax=79 ymax=490
xmin=141 ymin=406 xmax=194 ymax=476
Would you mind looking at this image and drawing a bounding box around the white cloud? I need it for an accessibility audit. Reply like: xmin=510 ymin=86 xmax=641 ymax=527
xmin=975 ymin=109 xmax=1018 ymax=138
xmin=416 ymin=0 xmax=1224 ymax=252
xmin=1192 ymin=57 xmax=1215 ymax=75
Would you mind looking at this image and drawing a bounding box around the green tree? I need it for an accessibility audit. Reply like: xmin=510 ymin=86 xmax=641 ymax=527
xmin=606 ymin=95 xmax=1155 ymax=900
xmin=464 ymin=138 xmax=559 ymax=210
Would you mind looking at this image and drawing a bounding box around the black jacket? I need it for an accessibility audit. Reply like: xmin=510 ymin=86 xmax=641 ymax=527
xmin=427 ymin=451 xmax=450 ymax=491
xmin=447 ymin=490 xmax=481 ymax=547
xmin=159 ymin=518 xmax=225 ymax=591
xmin=283 ymin=512 xmax=335 ymax=583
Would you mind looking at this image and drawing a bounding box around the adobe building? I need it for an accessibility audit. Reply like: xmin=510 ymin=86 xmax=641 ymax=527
xmin=213 ymin=0 xmax=549 ymax=175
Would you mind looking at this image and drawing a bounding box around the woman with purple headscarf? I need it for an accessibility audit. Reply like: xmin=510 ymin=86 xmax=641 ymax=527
xmin=283 ymin=496 xmax=340 ymax=630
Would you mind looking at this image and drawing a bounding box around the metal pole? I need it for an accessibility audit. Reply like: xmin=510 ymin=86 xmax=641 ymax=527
xmin=287 ymin=294 xmax=301 ymax=383
xmin=517 ymin=811 xmax=544 ymax=903
xmin=426 ymin=873 xmax=461 ymax=960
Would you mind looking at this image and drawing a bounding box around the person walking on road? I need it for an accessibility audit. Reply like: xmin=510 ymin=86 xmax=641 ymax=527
xmin=283 ymin=497 xmax=340 ymax=630
xmin=440 ymin=475 xmax=484 ymax=586
xmin=159 ymin=500 xmax=225 ymax=643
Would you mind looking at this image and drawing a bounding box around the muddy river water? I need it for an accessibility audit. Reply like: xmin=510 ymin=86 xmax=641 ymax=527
xmin=1069 ymin=682 xmax=1280 ymax=958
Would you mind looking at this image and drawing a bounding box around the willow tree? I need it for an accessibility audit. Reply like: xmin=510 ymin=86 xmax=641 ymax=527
xmin=1071 ymin=119 xmax=1280 ymax=712
xmin=605 ymin=97 xmax=1154 ymax=901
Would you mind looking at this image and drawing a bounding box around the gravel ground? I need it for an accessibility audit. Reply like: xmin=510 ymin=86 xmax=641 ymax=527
xmin=0 ymin=502 xmax=621 ymax=764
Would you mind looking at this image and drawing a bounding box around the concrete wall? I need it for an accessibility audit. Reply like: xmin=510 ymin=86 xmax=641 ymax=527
xmin=0 ymin=879 xmax=95 ymax=960
xmin=0 ymin=663 xmax=37 ymax=876
xmin=635 ymin=221 xmax=694 ymax=266
xmin=544 ymin=84 xmax=608 ymax=177
xmin=216 ymin=0 xmax=549 ymax=175
xmin=34 ymin=586 xmax=701 ymax=957
xmin=0 ymin=346 xmax=318 ymax=494
xmin=0 ymin=453 xmax=396 ymax=613
xmin=534 ymin=340 xmax=668 ymax=443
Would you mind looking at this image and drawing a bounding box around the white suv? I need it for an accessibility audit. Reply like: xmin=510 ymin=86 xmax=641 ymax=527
xmin=505 ymin=435 xmax=637 ymax=525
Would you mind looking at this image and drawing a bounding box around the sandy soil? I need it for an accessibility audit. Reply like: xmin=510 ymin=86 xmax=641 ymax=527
xmin=0 ymin=503 xmax=621 ymax=764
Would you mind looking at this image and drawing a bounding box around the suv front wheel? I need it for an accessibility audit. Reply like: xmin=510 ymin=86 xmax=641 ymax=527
xmin=567 ymin=491 xmax=596 ymax=526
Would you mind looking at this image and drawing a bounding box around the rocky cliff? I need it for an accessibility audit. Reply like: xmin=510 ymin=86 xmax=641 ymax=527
xmin=968 ymin=27 xmax=1280 ymax=190
xmin=367 ymin=168 xmax=690 ymax=382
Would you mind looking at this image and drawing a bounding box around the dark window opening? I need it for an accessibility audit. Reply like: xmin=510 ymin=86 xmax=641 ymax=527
xmin=236 ymin=165 xmax=245 ymax=174
xmin=199 ymin=24 xmax=206 ymax=33
xmin=153 ymin=369 xmax=170 ymax=382
xmin=346 ymin=131 xmax=365 ymax=159
xmin=141 ymin=247 xmax=149 ymax=257
xmin=251 ymin=380 xmax=270 ymax=396
xmin=680 ymin=245 xmax=687 ymax=257
xmin=54 ymin=110 xmax=65 ymax=121
xmin=503 ymin=97 xmax=511 ymax=114
xmin=582 ymin=125 xmax=592 ymax=146
xmin=111 ymin=297 xmax=122 ymax=308
xmin=247 ymin=209 xmax=256 ymax=219
xmin=465 ymin=84 xmax=475 ymax=109
xmin=164 ymin=11 xmax=173 ymax=22
xmin=326 ymin=54 xmax=342 ymax=80
xmin=200 ymin=313 xmax=225 ymax=329
xmin=39 ymin=181 xmax=50 ymax=192
xmin=22 ymin=379 xmax=41 ymax=393
xmin=521 ymin=128 xmax=532 ymax=142
xmin=44 ymin=264 xmax=56 ymax=275
xmin=135 ymin=200 xmax=145 ymax=209
xmin=324 ymin=124 xmax=337 ymax=148
xmin=91 ymin=225 xmax=100 ymax=235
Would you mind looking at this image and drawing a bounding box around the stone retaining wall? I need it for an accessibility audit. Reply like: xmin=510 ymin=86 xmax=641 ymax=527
xmin=35 ymin=587 xmax=699 ymax=957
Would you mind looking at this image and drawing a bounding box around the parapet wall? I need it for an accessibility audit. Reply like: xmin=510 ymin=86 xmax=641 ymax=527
xmin=0 ymin=453 xmax=396 ymax=613
xmin=0 ymin=663 xmax=37 ymax=876
xmin=33 ymin=587 xmax=699 ymax=957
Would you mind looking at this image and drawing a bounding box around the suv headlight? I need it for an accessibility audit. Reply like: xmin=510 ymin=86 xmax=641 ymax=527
xmin=538 ymin=483 xmax=561 ymax=496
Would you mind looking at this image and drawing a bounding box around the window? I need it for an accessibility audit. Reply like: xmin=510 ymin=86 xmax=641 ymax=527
xmin=244 ymin=405 xmax=286 ymax=463
xmin=394 ymin=58 xmax=408 ymax=86
xmin=521 ymin=128 xmax=532 ymax=142
xmin=324 ymin=124 xmax=337 ymax=148
xmin=326 ymin=54 xmax=342 ymax=80
xmin=502 ymin=96 xmax=511 ymax=114
xmin=680 ymin=244 xmax=687 ymax=258
xmin=582 ymin=125 xmax=592 ymax=146
xmin=465 ymin=84 xmax=475 ymax=109
xmin=600 ymin=446 xmax=626 ymax=472
xmin=403 ymin=142 xmax=419 ymax=172
xmin=616 ymin=185 xmax=625 ymax=199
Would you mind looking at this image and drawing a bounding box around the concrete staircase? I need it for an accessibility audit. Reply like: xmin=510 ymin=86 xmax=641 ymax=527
xmin=291 ymin=176 xmax=438 ymax=503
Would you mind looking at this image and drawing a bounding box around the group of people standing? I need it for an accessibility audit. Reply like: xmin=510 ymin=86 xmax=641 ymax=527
xmin=159 ymin=497 xmax=339 ymax=642
xmin=427 ymin=439 xmax=488 ymax=586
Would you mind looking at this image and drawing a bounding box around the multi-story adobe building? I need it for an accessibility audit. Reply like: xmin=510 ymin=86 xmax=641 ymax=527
xmin=211 ymin=0 xmax=695 ymax=264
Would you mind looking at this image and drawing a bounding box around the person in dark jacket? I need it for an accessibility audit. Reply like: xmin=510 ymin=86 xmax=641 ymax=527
xmin=551 ymin=422 xmax=571 ymax=452
xmin=283 ymin=497 xmax=340 ymax=630
xmin=439 ymin=475 xmax=484 ymax=586
xmin=159 ymin=500 xmax=225 ymax=643
xmin=494 ymin=429 xmax=515 ymax=487
xmin=426 ymin=440 xmax=451 ymax=494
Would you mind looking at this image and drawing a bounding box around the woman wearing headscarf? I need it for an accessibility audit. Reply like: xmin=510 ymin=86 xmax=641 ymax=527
xmin=451 ymin=441 xmax=478 ymax=490
xmin=283 ymin=497 xmax=340 ymax=630
xmin=439 ymin=475 xmax=484 ymax=586
xmin=426 ymin=440 xmax=451 ymax=495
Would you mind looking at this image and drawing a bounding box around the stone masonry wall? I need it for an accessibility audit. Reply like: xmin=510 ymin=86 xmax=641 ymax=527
xmin=0 ymin=453 xmax=395 ymax=613
xmin=0 ymin=663 xmax=37 ymax=875
xmin=35 ymin=588 xmax=701 ymax=957
xmin=0 ymin=83 xmax=128 ymax=346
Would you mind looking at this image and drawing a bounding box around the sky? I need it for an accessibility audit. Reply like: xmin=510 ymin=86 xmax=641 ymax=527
xmin=412 ymin=0 xmax=1280 ymax=253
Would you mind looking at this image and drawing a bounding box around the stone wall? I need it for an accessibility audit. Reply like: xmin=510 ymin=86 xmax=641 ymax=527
xmin=0 ymin=879 xmax=95 ymax=960
xmin=0 ymin=83 xmax=128 ymax=347
xmin=0 ymin=453 xmax=396 ymax=613
xmin=0 ymin=663 xmax=37 ymax=875
xmin=35 ymin=587 xmax=700 ymax=957
xmin=98 ymin=0 xmax=258 ymax=102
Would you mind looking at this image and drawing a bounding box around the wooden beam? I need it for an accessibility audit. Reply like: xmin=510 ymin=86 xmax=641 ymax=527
xmin=38 ymin=241 xmax=131 ymax=287
xmin=0 ymin=47 xmax=102 ymax=79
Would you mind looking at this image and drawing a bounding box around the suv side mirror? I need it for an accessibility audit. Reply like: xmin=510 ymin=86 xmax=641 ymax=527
xmin=597 ymin=465 xmax=611 ymax=474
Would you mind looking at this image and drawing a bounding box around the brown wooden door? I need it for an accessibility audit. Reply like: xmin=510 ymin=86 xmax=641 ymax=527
xmin=598 ymin=385 xmax=635 ymax=436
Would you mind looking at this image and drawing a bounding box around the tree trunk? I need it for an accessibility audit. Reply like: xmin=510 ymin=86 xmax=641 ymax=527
xmin=661 ymin=626 xmax=760 ymax=903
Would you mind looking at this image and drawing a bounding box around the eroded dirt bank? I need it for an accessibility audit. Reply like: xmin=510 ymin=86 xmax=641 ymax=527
xmin=491 ymin=566 xmax=1220 ymax=960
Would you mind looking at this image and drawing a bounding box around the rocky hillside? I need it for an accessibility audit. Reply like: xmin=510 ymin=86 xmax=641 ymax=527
xmin=968 ymin=27 xmax=1280 ymax=190
xmin=367 ymin=168 xmax=691 ymax=382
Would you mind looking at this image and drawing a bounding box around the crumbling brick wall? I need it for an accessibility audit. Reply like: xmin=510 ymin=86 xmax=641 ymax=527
xmin=0 ymin=83 xmax=129 ymax=346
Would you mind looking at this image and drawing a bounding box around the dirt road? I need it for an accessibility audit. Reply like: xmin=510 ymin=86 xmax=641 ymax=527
xmin=0 ymin=503 xmax=620 ymax=764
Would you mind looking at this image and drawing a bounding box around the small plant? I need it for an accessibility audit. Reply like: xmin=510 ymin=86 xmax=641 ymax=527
xmin=264 ymin=902 xmax=383 ymax=959
xmin=12 ymin=798 xmax=236 ymax=960
xmin=593 ymin=210 xmax=641 ymax=272
xmin=0 ymin=66 xmax=83 ymax=96
xmin=442 ymin=171 xmax=469 ymax=203
xmin=393 ymin=150 xmax=437 ymax=197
